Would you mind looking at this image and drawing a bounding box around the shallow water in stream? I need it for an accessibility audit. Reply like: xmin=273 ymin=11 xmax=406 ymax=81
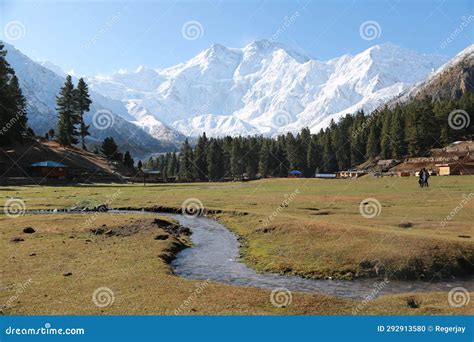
xmin=164 ymin=213 xmax=474 ymax=299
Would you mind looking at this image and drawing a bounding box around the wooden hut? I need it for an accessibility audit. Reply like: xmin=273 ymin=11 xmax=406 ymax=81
xmin=29 ymin=161 xmax=68 ymax=178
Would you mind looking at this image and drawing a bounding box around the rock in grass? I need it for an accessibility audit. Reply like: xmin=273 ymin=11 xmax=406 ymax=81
xmin=406 ymin=297 xmax=421 ymax=308
xmin=90 ymin=227 xmax=106 ymax=235
xmin=63 ymin=272 xmax=73 ymax=277
xmin=11 ymin=237 xmax=25 ymax=242
xmin=23 ymin=227 xmax=36 ymax=234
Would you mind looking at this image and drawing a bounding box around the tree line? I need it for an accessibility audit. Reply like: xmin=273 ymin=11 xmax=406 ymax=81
xmin=144 ymin=93 xmax=473 ymax=181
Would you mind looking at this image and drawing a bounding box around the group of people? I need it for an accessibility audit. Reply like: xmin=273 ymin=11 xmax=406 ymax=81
xmin=418 ymin=168 xmax=430 ymax=188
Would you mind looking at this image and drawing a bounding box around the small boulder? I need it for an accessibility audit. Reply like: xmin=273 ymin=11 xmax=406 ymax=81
xmin=63 ymin=272 xmax=73 ymax=277
xmin=11 ymin=237 xmax=25 ymax=242
xmin=154 ymin=234 xmax=169 ymax=240
xmin=23 ymin=227 xmax=36 ymax=234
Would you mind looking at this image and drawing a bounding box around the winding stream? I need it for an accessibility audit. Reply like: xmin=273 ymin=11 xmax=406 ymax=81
xmin=166 ymin=213 xmax=474 ymax=299
xmin=29 ymin=209 xmax=473 ymax=299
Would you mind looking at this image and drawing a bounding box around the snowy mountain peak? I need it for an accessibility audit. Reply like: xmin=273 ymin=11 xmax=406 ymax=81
xmin=86 ymin=41 xmax=453 ymax=138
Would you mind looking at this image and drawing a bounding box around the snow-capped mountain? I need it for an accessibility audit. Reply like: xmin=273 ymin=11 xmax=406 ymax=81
xmin=88 ymin=40 xmax=448 ymax=137
xmin=2 ymin=42 xmax=176 ymax=158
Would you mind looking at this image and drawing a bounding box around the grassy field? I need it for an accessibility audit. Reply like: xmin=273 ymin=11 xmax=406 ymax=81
xmin=1 ymin=176 xmax=473 ymax=315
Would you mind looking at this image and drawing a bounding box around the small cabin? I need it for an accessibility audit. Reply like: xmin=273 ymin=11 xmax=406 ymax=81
xmin=29 ymin=161 xmax=68 ymax=178
xmin=436 ymin=163 xmax=474 ymax=176
xmin=337 ymin=170 xmax=368 ymax=179
xmin=288 ymin=170 xmax=302 ymax=178
xmin=142 ymin=170 xmax=162 ymax=182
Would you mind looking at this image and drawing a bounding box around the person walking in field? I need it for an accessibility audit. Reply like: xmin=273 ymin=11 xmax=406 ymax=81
xmin=418 ymin=168 xmax=430 ymax=188
xmin=422 ymin=168 xmax=430 ymax=187
xmin=418 ymin=168 xmax=424 ymax=188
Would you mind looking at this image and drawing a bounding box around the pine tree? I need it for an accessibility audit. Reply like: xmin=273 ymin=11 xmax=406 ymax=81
xmin=101 ymin=136 xmax=118 ymax=159
xmin=123 ymin=151 xmax=134 ymax=168
xmin=168 ymin=152 xmax=178 ymax=176
xmin=179 ymin=139 xmax=194 ymax=181
xmin=350 ymin=112 xmax=367 ymax=166
xmin=390 ymin=109 xmax=405 ymax=159
xmin=366 ymin=116 xmax=381 ymax=159
xmin=207 ymin=139 xmax=224 ymax=181
xmin=57 ymin=75 xmax=79 ymax=146
xmin=74 ymin=78 xmax=92 ymax=149
xmin=0 ymin=44 xmax=28 ymax=145
xmin=285 ymin=132 xmax=299 ymax=170
xmin=194 ymin=133 xmax=208 ymax=180
xmin=380 ymin=111 xmax=392 ymax=159
xmin=322 ymin=129 xmax=337 ymax=172
xmin=258 ymin=140 xmax=271 ymax=177
xmin=231 ymin=138 xmax=244 ymax=179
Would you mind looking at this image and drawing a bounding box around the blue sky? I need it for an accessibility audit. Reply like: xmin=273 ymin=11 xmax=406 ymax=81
xmin=0 ymin=0 xmax=473 ymax=75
